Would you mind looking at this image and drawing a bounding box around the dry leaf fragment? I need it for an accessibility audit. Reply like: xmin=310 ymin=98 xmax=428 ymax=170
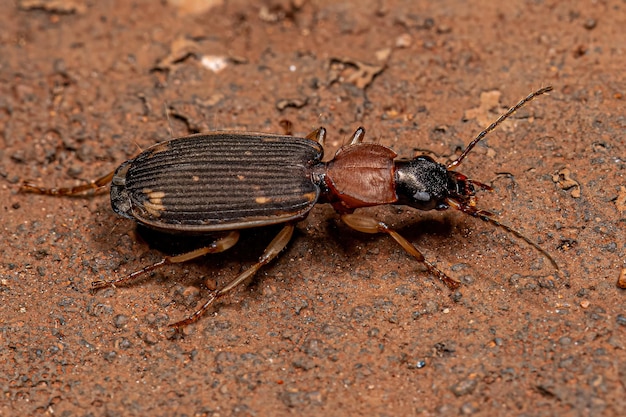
xmin=166 ymin=0 xmax=224 ymax=15
xmin=615 ymin=186 xmax=626 ymax=213
xmin=275 ymin=97 xmax=309 ymax=111
xmin=464 ymin=90 xmax=512 ymax=130
xmin=154 ymin=36 xmax=202 ymax=71
xmin=552 ymin=168 xmax=581 ymax=198
xmin=618 ymin=268 xmax=626 ymax=289
xmin=18 ymin=0 xmax=87 ymax=14
xmin=327 ymin=57 xmax=385 ymax=89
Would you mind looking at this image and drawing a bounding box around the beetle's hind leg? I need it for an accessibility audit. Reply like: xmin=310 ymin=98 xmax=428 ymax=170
xmin=340 ymin=214 xmax=461 ymax=289
xmin=91 ymin=231 xmax=241 ymax=291
xmin=20 ymin=170 xmax=115 ymax=196
xmin=169 ymin=223 xmax=295 ymax=329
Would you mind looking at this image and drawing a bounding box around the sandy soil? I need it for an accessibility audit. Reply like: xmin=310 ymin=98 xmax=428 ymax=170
xmin=1 ymin=0 xmax=625 ymax=415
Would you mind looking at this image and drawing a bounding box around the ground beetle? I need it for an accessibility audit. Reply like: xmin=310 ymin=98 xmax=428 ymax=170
xmin=22 ymin=86 xmax=558 ymax=328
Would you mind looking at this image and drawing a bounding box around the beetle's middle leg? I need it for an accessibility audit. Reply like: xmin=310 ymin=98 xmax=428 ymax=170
xmin=305 ymin=127 xmax=326 ymax=145
xmin=340 ymin=213 xmax=461 ymax=289
xmin=91 ymin=231 xmax=240 ymax=291
xmin=169 ymin=223 xmax=295 ymax=328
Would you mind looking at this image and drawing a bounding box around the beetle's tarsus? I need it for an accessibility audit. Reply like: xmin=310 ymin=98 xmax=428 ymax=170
xmin=90 ymin=232 xmax=240 ymax=294
xmin=169 ymin=291 xmax=219 ymax=329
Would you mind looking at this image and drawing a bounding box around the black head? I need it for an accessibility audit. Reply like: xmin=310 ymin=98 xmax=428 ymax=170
xmin=394 ymin=155 xmax=483 ymax=211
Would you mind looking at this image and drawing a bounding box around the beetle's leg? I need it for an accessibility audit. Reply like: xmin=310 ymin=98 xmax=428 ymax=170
xmin=340 ymin=214 xmax=461 ymax=289
xmin=349 ymin=127 xmax=366 ymax=145
xmin=305 ymin=127 xmax=326 ymax=145
xmin=20 ymin=170 xmax=115 ymax=196
xmin=91 ymin=231 xmax=240 ymax=291
xmin=445 ymin=199 xmax=559 ymax=270
xmin=169 ymin=223 xmax=295 ymax=328
xmin=279 ymin=119 xmax=294 ymax=135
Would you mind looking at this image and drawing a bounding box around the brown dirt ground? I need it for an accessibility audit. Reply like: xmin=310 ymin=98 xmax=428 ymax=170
xmin=1 ymin=0 xmax=625 ymax=416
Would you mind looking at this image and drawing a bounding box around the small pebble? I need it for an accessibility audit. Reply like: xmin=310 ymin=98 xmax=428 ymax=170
xmin=617 ymin=268 xmax=626 ymax=289
xmin=583 ymin=18 xmax=597 ymax=30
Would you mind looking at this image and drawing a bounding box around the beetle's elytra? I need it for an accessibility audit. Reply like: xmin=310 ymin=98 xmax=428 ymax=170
xmin=22 ymin=86 xmax=558 ymax=329
xmin=110 ymin=133 xmax=324 ymax=232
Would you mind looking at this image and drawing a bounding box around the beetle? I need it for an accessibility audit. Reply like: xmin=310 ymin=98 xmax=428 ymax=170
xmin=22 ymin=86 xmax=557 ymax=328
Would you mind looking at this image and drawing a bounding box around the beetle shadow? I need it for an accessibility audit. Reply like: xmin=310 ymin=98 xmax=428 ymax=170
xmin=135 ymin=225 xmax=225 ymax=256
xmin=394 ymin=215 xmax=457 ymax=242
xmin=133 ymin=223 xmax=288 ymax=287
xmin=323 ymin=213 xmax=457 ymax=260
xmin=136 ymin=224 xmax=284 ymax=256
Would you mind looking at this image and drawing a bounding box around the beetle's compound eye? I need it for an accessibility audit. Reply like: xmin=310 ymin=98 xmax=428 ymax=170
xmin=412 ymin=190 xmax=432 ymax=202
xmin=416 ymin=155 xmax=435 ymax=162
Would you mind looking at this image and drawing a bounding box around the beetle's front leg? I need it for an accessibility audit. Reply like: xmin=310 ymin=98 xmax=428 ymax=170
xmin=91 ymin=231 xmax=241 ymax=291
xmin=169 ymin=223 xmax=295 ymax=328
xmin=340 ymin=213 xmax=461 ymax=289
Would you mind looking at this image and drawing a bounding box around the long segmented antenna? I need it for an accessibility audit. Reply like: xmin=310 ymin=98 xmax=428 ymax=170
xmin=447 ymin=86 xmax=553 ymax=170
xmin=446 ymin=198 xmax=559 ymax=270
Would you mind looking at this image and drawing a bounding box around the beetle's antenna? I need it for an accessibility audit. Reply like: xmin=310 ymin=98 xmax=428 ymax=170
xmin=446 ymin=198 xmax=559 ymax=270
xmin=447 ymin=86 xmax=553 ymax=170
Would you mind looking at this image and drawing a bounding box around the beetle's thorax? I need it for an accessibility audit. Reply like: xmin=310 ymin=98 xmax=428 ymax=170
xmin=314 ymin=143 xmax=398 ymax=213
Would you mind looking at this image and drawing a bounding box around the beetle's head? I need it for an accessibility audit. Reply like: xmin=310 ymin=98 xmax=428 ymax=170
xmin=394 ymin=155 xmax=490 ymax=211
xmin=110 ymin=160 xmax=134 ymax=219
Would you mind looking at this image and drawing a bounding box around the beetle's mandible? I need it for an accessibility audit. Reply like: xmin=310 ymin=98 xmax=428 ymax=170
xmin=22 ymin=86 xmax=558 ymax=329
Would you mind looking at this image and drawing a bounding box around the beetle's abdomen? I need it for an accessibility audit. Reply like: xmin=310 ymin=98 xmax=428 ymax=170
xmin=111 ymin=133 xmax=323 ymax=232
